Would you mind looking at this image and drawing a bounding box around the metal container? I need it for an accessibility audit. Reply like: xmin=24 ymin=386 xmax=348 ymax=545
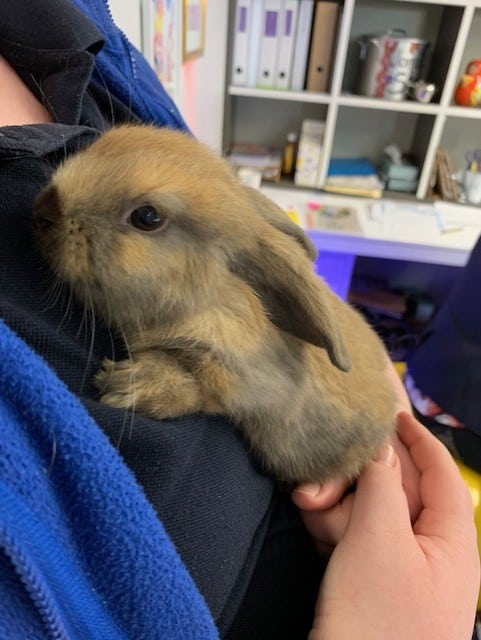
xmin=357 ymin=30 xmax=429 ymax=101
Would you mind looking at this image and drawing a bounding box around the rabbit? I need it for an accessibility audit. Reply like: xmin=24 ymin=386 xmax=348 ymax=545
xmin=33 ymin=123 xmax=396 ymax=485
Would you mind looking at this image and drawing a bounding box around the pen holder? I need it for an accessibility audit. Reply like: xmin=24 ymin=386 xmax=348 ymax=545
xmin=463 ymin=170 xmax=481 ymax=205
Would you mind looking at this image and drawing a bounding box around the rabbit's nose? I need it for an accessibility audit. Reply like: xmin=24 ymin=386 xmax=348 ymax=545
xmin=32 ymin=185 xmax=62 ymax=229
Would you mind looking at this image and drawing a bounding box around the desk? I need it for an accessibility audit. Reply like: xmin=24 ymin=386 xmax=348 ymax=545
xmin=261 ymin=186 xmax=481 ymax=268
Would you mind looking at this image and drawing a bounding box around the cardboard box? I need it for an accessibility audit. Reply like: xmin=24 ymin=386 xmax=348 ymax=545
xmin=294 ymin=119 xmax=325 ymax=187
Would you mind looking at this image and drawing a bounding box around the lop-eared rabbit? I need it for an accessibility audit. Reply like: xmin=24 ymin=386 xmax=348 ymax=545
xmin=34 ymin=124 xmax=395 ymax=484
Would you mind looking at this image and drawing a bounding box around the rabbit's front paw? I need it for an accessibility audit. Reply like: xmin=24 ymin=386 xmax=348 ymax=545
xmin=95 ymin=358 xmax=143 ymax=410
xmin=94 ymin=354 xmax=204 ymax=419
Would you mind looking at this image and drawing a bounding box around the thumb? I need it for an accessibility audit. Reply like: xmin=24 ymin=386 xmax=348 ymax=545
xmin=346 ymin=444 xmax=411 ymax=540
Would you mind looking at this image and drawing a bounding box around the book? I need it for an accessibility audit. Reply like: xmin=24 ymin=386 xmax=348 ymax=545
xmin=305 ymin=1 xmax=340 ymax=93
xmin=231 ymin=0 xmax=253 ymax=86
xmin=256 ymin=0 xmax=282 ymax=89
xmin=290 ymin=0 xmax=315 ymax=91
xmin=274 ymin=0 xmax=299 ymax=90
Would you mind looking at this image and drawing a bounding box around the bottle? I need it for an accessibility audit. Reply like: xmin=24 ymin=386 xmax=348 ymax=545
xmin=282 ymin=132 xmax=298 ymax=177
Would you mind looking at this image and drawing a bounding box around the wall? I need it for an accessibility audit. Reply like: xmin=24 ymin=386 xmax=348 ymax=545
xmin=107 ymin=0 xmax=142 ymax=48
xmin=180 ymin=2 xmax=229 ymax=151
xmin=107 ymin=0 xmax=229 ymax=151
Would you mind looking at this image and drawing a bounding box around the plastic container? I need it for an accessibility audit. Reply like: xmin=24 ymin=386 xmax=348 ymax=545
xmin=281 ymin=132 xmax=298 ymax=176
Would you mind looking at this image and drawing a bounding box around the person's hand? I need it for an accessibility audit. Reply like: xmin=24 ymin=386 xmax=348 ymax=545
xmin=292 ymin=429 xmax=421 ymax=554
xmin=292 ymin=358 xmax=421 ymax=552
xmin=308 ymin=412 xmax=480 ymax=640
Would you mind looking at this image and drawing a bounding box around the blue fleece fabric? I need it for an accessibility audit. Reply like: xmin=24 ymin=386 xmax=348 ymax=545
xmin=0 ymin=319 xmax=218 ymax=639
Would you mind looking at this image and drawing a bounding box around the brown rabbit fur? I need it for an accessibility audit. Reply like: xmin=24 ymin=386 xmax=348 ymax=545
xmin=33 ymin=124 xmax=396 ymax=484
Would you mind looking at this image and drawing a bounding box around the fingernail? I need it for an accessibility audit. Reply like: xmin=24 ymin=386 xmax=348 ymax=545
xmin=294 ymin=482 xmax=321 ymax=497
xmin=374 ymin=444 xmax=397 ymax=467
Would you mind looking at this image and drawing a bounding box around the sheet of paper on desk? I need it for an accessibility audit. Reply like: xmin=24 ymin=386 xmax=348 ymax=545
xmin=364 ymin=201 xmax=441 ymax=240
xmin=436 ymin=201 xmax=481 ymax=228
xmin=304 ymin=203 xmax=362 ymax=233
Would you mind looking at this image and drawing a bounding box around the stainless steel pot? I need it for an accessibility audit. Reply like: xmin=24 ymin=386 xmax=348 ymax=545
xmin=357 ymin=30 xmax=429 ymax=101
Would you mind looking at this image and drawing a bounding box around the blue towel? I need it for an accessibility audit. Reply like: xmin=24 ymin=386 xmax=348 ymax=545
xmin=0 ymin=320 xmax=218 ymax=639
xmin=327 ymin=157 xmax=377 ymax=177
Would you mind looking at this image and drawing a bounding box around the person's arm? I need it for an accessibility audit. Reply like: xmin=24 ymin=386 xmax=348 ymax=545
xmin=308 ymin=412 xmax=479 ymax=640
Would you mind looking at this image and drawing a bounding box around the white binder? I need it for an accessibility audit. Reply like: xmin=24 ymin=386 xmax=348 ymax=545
xmin=290 ymin=0 xmax=315 ymax=92
xmin=274 ymin=0 xmax=299 ymax=90
xmin=256 ymin=0 xmax=282 ymax=88
xmin=231 ymin=0 xmax=252 ymax=86
xmin=246 ymin=1 xmax=265 ymax=87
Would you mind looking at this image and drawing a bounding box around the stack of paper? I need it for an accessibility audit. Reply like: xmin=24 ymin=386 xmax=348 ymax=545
xmin=324 ymin=158 xmax=384 ymax=198
xmin=227 ymin=143 xmax=282 ymax=182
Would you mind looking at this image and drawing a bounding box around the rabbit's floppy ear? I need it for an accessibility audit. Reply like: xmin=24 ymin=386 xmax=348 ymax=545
xmin=242 ymin=186 xmax=317 ymax=261
xmin=230 ymin=230 xmax=351 ymax=372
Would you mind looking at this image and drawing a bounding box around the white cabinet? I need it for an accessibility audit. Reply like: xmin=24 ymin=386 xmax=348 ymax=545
xmin=223 ymin=0 xmax=481 ymax=203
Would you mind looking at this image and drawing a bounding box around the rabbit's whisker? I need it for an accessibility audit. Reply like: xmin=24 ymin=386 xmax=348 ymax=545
xmin=78 ymin=287 xmax=96 ymax=394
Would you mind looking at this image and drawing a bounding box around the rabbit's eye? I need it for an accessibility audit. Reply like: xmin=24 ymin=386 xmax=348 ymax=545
xmin=129 ymin=206 xmax=167 ymax=232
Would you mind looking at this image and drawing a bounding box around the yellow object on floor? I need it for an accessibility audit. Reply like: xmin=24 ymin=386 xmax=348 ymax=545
xmin=456 ymin=460 xmax=481 ymax=610
xmin=392 ymin=360 xmax=406 ymax=377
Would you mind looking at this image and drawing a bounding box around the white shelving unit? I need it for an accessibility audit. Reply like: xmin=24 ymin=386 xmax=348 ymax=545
xmin=223 ymin=0 xmax=481 ymax=203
